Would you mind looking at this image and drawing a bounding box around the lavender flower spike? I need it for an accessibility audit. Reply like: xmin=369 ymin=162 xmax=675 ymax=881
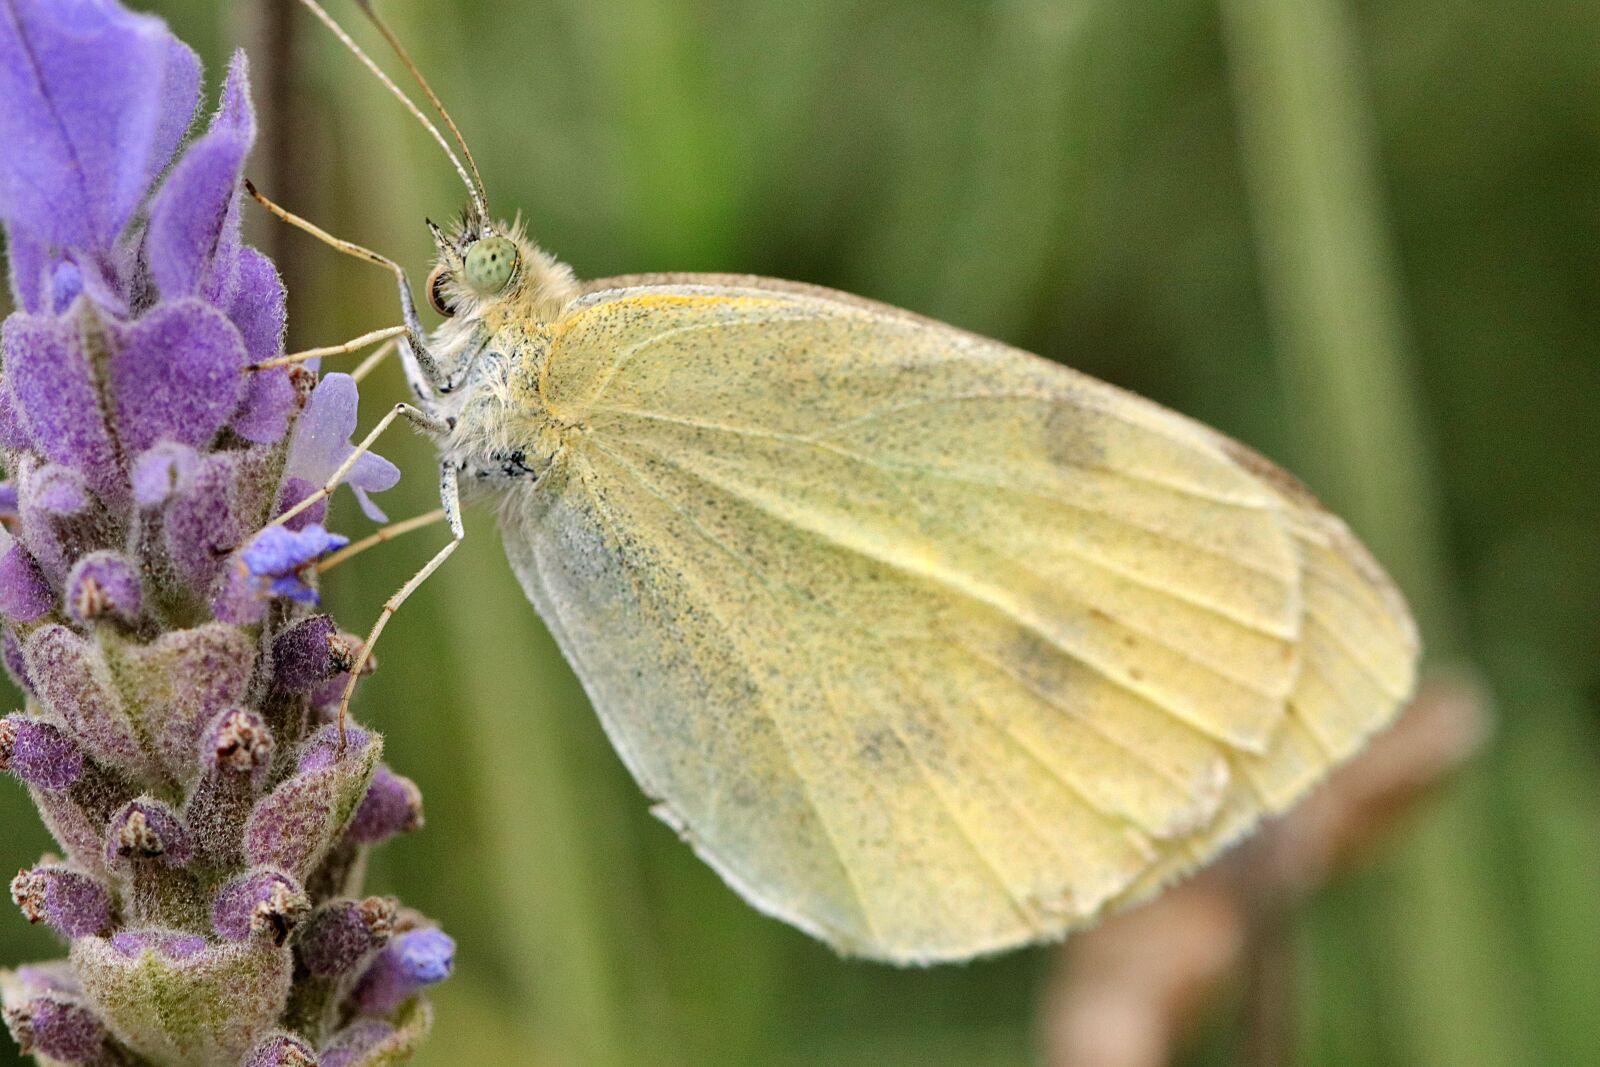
xmin=0 ymin=4 xmax=446 ymax=1063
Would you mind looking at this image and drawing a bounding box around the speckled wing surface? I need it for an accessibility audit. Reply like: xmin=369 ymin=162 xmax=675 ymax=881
xmin=498 ymin=274 xmax=1419 ymax=964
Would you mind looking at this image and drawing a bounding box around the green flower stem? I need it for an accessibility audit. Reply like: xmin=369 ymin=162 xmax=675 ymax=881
xmin=441 ymin=535 xmax=671 ymax=1067
xmin=1220 ymin=0 xmax=1536 ymax=1064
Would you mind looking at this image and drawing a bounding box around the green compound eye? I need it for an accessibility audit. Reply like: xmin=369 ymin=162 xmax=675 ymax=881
xmin=463 ymin=236 xmax=518 ymax=295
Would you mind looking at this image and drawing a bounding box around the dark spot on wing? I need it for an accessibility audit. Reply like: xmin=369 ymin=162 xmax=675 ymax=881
xmin=1044 ymin=395 xmax=1109 ymax=472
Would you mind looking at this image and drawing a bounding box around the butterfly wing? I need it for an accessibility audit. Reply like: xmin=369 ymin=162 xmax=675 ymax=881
xmin=499 ymin=275 xmax=1418 ymax=963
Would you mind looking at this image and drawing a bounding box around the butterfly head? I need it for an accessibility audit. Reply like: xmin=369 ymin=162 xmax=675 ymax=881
xmin=425 ymin=213 xmax=577 ymax=328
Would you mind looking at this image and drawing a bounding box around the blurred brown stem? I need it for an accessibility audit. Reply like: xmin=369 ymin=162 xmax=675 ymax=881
xmin=244 ymin=0 xmax=308 ymax=316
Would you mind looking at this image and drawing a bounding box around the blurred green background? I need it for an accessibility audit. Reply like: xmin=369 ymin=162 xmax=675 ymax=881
xmin=2 ymin=0 xmax=1596 ymax=1064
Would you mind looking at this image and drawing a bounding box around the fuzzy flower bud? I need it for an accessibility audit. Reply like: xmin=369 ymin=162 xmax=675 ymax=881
xmin=346 ymin=766 xmax=425 ymax=846
xmin=106 ymin=799 xmax=193 ymax=869
xmin=184 ymin=708 xmax=276 ymax=867
xmin=272 ymin=614 xmax=349 ymax=693
xmin=63 ymin=553 xmax=142 ymax=628
xmin=0 ymin=714 xmax=82 ymax=790
xmin=74 ymin=932 xmax=292 ymax=1066
xmin=10 ymin=864 xmax=110 ymax=939
xmin=299 ymin=897 xmax=396 ymax=980
xmin=0 ymin=537 xmax=52 ymax=622
xmin=246 ymin=1031 xmax=321 ymax=1067
xmin=245 ymin=726 xmax=379 ymax=880
xmin=213 ymin=869 xmax=311 ymax=946
xmin=1 ymin=994 xmax=107 ymax=1063
xmin=319 ymin=1001 xmax=432 ymax=1067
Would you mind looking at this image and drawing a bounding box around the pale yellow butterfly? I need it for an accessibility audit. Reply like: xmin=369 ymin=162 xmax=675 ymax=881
xmin=276 ymin=0 xmax=1418 ymax=965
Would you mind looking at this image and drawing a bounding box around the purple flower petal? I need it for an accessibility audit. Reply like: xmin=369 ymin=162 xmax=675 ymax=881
xmin=152 ymin=34 xmax=202 ymax=181
xmin=228 ymin=247 xmax=286 ymax=365
xmin=49 ymin=257 xmax=83 ymax=309
xmin=286 ymin=374 xmax=401 ymax=522
xmin=0 ymin=0 xmax=196 ymax=251
xmin=352 ymin=928 xmax=454 ymax=1016
xmin=147 ymin=51 xmax=255 ymax=302
xmin=17 ymin=460 xmax=102 ymax=585
xmin=0 ymin=374 xmax=31 ymax=450
xmin=69 ymin=244 xmax=128 ymax=316
xmin=2 ymin=313 xmax=120 ymax=500
xmin=4 ymin=225 xmax=50 ymax=313
xmin=230 ymin=248 xmax=296 ymax=443
xmin=131 ymin=441 xmax=200 ymax=507
xmin=109 ymin=298 xmax=249 ymax=454
xmin=240 ymin=524 xmax=347 ymax=605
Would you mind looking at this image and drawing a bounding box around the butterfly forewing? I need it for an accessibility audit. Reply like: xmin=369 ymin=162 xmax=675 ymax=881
xmin=499 ymin=277 xmax=1418 ymax=963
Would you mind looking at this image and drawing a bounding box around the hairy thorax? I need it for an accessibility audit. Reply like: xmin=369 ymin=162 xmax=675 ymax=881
xmin=438 ymin=317 xmax=573 ymax=495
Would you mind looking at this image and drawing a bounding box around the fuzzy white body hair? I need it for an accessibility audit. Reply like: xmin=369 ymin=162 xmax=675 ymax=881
xmin=413 ymin=224 xmax=581 ymax=501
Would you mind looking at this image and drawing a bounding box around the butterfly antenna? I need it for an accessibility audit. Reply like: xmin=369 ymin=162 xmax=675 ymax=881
xmin=294 ymin=0 xmax=488 ymax=220
xmin=351 ymin=0 xmax=489 ymax=219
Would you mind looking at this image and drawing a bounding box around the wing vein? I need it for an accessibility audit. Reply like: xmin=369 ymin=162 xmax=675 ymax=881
xmin=594 ymin=404 xmax=1297 ymax=601
xmin=594 ymin=403 xmax=1274 ymax=510
xmin=610 ymin=431 xmax=1291 ymax=739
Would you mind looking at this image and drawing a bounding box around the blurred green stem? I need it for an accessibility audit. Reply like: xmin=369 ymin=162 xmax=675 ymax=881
xmin=441 ymin=533 xmax=675 ymax=1067
xmin=1219 ymin=0 xmax=1454 ymax=640
xmin=1220 ymin=1 xmax=1537 ymax=1064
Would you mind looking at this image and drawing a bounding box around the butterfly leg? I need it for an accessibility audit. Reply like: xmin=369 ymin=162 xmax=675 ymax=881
xmin=315 ymin=508 xmax=448 ymax=575
xmin=334 ymin=462 xmax=465 ymax=741
xmin=273 ymin=403 xmax=449 ymax=529
xmin=246 ymin=181 xmax=449 ymax=401
xmin=247 ymin=325 xmax=408 ymax=373
xmin=352 ymin=339 xmax=401 ymax=384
